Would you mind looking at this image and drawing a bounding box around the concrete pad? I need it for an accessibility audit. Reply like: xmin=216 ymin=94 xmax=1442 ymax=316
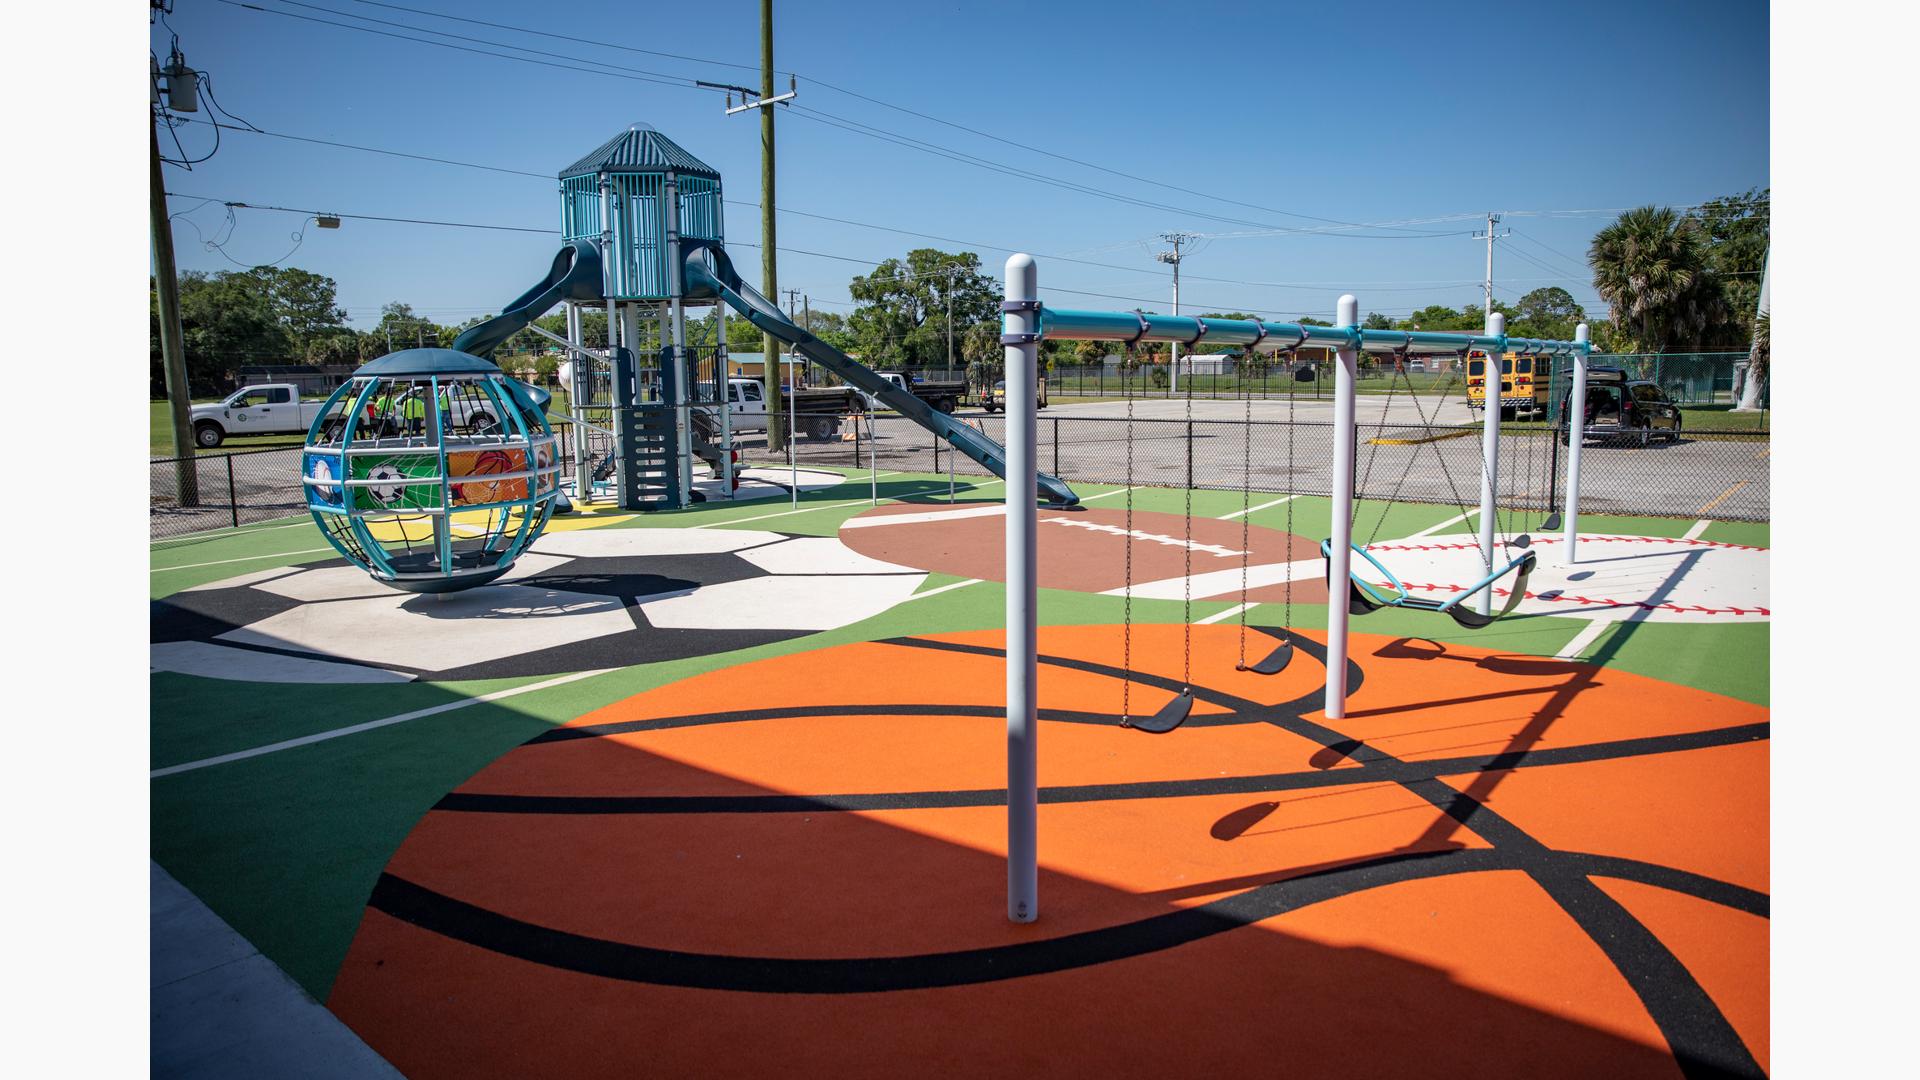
xmin=638 ymin=573 xmax=925 ymax=631
xmin=532 ymin=528 xmax=784 ymax=558
xmin=151 ymin=862 xmax=402 ymax=1079
xmin=737 ymin=537 xmax=918 ymax=576
xmin=150 ymin=641 xmax=413 ymax=684
xmin=217 ymin=584 xmax=637 ymax=670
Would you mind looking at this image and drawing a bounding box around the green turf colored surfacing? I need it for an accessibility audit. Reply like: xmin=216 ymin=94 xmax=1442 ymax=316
xmin=150 ymin=465 xmax=1769 ymax=999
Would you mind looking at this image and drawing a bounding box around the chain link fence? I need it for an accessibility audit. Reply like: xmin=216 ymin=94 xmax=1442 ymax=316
xmin=746 ymin=411 xmax=1770 ymax=524
xmin=151 ymin=406 xmax=1768 ymax=541
xmin=150 ymin=447 xmax=310 ymax=542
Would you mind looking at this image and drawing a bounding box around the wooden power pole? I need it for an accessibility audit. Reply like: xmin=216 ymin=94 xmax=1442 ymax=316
xmin=759 ymin=0 xmax=783 ymax=453
xmin=150 ymin=120 xmax=199 ymax=505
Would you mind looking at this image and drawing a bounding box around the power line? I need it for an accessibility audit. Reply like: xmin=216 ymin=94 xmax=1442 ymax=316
xmin=212 ymin=0 xmax=730 ymax=93
xmin=167 ymin=192 xmax=554 ymax=233
xmin=173 ymin=117 xmax=1496 ymax=293
xmin=214 ymin=0 xmax=1472 ymax=242
xmin=338 ymin=0 xmax=1455 ymax=235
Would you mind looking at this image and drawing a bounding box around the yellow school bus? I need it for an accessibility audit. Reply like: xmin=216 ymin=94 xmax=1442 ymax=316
xmin=1465 ymin=350 xmax=1552 ymax=419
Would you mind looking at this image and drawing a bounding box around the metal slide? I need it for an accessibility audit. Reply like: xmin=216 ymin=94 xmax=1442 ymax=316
xmin=451 ymin=240 xmax=606 ymax=361
xmin=682 ymin=240 xmax=1079 ymax=506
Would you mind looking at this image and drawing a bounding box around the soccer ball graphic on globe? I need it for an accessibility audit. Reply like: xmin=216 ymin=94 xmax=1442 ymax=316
xmin=365 ymin=464 xmax=408 ymax=506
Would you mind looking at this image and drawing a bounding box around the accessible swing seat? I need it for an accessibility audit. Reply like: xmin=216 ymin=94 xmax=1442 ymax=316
xmin=1321 ymin=538 xmax=1538 ymax=630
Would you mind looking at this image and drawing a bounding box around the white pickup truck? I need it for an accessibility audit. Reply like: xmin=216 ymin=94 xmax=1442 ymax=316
xmin=191 ymin=383 xmax=512 ymax=447
xmin=190 ymin=384 xmax=332 ymax=448
xmin=723 ymin=376 xmax=865 ymax=439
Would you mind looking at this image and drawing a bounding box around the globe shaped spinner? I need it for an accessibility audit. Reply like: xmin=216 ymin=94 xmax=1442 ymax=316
xmin=301 ymin=349 xmax=561 ymax=594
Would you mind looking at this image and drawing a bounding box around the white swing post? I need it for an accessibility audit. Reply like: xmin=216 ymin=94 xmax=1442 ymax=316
xmin=1476 ymin=311 xmax=1508 ymax=616
xmin=1561 ymin=323 xmax=1590 ymax=563
xmin=1325 ymin=295 xmax=1360 ymax=721
xmin=1003 ymin=254 xmax=1040 ymax=924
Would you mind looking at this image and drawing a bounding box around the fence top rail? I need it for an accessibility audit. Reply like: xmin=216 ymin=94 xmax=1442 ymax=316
xmin=1037 ymin=307 xmax=1588 ymax=357
xmin=150 ymin=444 xmax=308 ymax=466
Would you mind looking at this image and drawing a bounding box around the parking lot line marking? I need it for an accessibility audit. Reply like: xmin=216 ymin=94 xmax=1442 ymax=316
xmin=150 ymin=668 xmax=616 ymax=780
xmin=1683 ymin=519 xmax=1712 ymax=541
xmin=152 ymin=547 xmax=336 ymax=573
xmin=1219 ymin=495 xmax=1298 ymax=521
xmin=1697 ymin=481 xmax=1749 ymax=516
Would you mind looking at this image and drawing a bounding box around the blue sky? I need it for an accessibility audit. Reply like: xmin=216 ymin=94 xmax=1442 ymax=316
xmin=153 ymin=0 xmax=1768 ymax=329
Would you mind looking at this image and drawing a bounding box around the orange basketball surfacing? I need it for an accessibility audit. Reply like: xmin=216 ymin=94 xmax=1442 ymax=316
xmin=329 ymin=624 xmax=1769 ymax=1079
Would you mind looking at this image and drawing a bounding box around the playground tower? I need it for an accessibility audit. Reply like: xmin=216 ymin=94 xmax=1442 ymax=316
xmin=558 ymin=123 xmax=729 ymax=509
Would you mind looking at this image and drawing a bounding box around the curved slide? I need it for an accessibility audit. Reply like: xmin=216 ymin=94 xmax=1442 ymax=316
xmin=452 ymin=240 xmax=606 ymax=359
xmin=682 ymin=240 xmax=1079 ymax=507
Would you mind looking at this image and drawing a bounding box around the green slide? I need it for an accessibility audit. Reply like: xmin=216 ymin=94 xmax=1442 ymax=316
xmin=682 ymin=240 xmax=1078 ymax=506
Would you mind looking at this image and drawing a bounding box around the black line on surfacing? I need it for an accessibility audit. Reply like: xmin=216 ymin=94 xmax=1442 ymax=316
xmin=368 ymin=848 xmax=1507 ymax=994
xmin=445 ymin=722 xmax=1768 ymax=815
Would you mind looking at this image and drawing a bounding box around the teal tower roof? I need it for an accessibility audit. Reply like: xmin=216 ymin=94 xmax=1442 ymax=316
xmin=559 ymin=123 xmax=720 ymax=180
xmin=558 ymin=124 xmax=725 ymax=301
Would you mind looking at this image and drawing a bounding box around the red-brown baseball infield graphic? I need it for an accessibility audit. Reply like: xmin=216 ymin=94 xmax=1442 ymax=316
xmin=838 ymin=503 xmax=1332 ymax=605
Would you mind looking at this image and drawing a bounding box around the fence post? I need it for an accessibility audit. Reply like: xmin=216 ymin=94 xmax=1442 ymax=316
xmin=1053 ymin=415 xmax=1061 ymax=476
xmin=226 ymin=454 xmax=239 ymax=529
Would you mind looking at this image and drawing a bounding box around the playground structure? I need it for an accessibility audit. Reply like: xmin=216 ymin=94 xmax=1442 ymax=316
xmin=300 ymin=349 xmax=563 ymax=593
xmin=996 ymin=256 xmax=1591 ymax=922
xmin=443 ymin=123 xmax=1076 ymax=511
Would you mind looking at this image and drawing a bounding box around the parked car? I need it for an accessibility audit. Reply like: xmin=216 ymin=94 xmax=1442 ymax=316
xmin=1560 ymin=368 xmax=1683 ymax=445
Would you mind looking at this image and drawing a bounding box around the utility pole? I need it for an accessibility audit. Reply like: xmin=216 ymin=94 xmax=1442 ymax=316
xmin=943 ymin=266 xmax=959 ymax=382
xmin=1473 ymin=212 xmax=1511 ymax=317
xmin=1155 ymin=233 xmax=1195 ymax=392
xmin=150 ymin=95 xmax=198 ymax=504
xmin=698 ymin=3 xmax=796 ymax=450
xmin=759 ymin=0 xmax=782 ymax=451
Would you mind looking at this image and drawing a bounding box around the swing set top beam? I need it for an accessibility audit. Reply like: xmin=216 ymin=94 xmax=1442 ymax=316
xmin=1036 ymin=307 xmax=1587 ymax=357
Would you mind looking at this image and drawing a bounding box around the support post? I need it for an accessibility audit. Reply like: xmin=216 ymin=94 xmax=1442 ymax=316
xmin=1325 ymin=295 xmax=1359 ymax=720
xmin=665 ymin=170 xmax=693 ymax=505
xmin=1004 ymin=254 xmax=1040 ymax=924
xmin=1562 ymin=323 xmax=1589 ymax=563
xmin=566 ymin=303 xmax=591 ymax=500
xmin=1477 ymin=312 xmax=1507 ymax=615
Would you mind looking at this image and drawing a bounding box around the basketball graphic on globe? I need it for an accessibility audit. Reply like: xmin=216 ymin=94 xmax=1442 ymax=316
xmin=450 ymin=449 xmax=525 ymax=506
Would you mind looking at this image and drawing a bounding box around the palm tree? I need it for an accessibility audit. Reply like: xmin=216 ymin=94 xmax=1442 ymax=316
xmin=1589 ymin=206 xmax=1728 ymax=353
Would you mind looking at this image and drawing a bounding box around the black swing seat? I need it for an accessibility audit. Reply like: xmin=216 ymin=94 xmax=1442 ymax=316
xmin=1126 ymin=691 xmax=1193 ymax=734
xmin=1238 ymin=641 xmax=1294 ymax=675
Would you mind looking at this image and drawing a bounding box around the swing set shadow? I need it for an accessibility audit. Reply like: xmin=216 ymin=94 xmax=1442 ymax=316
xmin=1204 ymin=549 xmax=1704 ymax=857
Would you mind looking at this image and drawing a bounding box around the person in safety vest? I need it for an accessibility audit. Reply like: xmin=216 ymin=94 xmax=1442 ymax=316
xmin=402 ymin=387 xmax=426 ymax=436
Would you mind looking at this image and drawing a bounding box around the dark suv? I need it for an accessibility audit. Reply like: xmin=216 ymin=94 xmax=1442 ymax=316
xmin=1561 ymin=368 xmax=1683 ymax=445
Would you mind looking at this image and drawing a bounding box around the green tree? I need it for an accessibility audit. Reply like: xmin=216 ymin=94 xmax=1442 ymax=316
xmin=1588 ymin=206 xmax=1729 ymax=353
xmin=152 ymin=270 xmax=292 ymax=394
xmin=1509 ymin=287 xmax=1586 ymax=341
xmin=847 ymin=249 xmax=998 ymax=371
xmin=1362 ymin=312 xmax=1394 ymax=330
xmin=1692 ymin=188 xmax=1769 ymax=346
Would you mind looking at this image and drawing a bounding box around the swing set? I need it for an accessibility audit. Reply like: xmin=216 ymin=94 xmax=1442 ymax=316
xmin=997 ymin=256 xmax=1590 ymax=921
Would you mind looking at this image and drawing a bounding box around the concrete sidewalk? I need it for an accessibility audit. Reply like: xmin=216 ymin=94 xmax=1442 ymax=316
xmin=151 ymin=861 xmax=403 ymax=1079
